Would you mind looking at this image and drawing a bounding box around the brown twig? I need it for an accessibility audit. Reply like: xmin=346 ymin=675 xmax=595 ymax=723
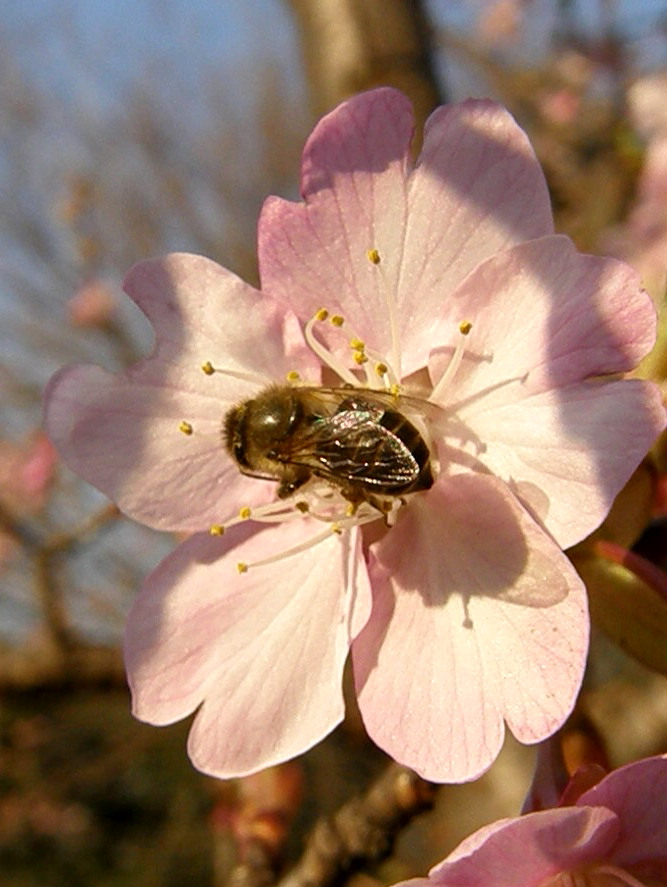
xmin=0 ymin=640 xmax=126 ymax=691
xmin=1 ymin=502 xmax=125 ymax=689
xmin=274 ymin=763 xmax=437 ymax=887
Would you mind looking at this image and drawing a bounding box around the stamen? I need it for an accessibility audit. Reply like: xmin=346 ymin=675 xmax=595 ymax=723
xmin=236 ymin=525 xmax=341 ymax=572
xmin=200 ymin=360 xmax=269 ymax=386
xmin=340 ymin=320 xmax=398 ymax=390
xmin=430 ymin=321 xmax=473 ymax=403
xmin=218 ymin=498 xmax=318 ymax=535
xmin=304 ymin=310 xmax=360 ymax=387
xmin=286 ymin=370 xmax=301 ymax=383
xmin=209 ymin=524 xmax=225 ymax=535
xmin=330 ymin=314 xmax=344 ymax=328
xmin=367 ymin=247 xmax=401 ymax=381
xmin=179 ymin=420 xmax=193 ymax=435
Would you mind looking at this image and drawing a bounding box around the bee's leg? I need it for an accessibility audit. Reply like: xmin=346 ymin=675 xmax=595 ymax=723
xmin=277 ymin=467 xmax=311 ymax=499
xmin=362 ymin=494 xmax=395 ymax=526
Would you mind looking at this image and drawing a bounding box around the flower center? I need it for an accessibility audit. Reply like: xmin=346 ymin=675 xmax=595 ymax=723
xmin=177 ymin=248 xmax=475 ymax=571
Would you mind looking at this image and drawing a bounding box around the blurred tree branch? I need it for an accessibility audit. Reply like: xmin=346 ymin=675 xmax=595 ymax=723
xmin=0 ymin=503 xmax=125 ymax=690
xmin=273 ymin=763 xmax=436 ymax=887
xmin=286 ymin=0 xmax=445 ymax=142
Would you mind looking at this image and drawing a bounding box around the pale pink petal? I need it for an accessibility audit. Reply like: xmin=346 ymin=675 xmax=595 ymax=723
xmin=122 ymin=254 xmax=311 ymax=377
xmin=353 ymin=473 xmax=587 ymax=782
xmin=259 ymin=88 xmax=414 ymax=364
xmin=421 ymin=806 xmax=618 ymax=887
xmin=44 ymin=254 xmax=318 ymax=531
xmin=436 ymin=236 xmax=655 ymax=399
xmin=577 ymin=755 xmax=667 ymax=865
xmin=125 ymin=520 xmax=371 ymax=778
xmin=259 ymin=89 xmax=553 ymax=376
xmin=453 ymin=380 xmax=664 ymax=550
xmin=397 ymin=100 xmax=553 ymax=367
xmin=431 ymin=236 xmax=665 ymax=548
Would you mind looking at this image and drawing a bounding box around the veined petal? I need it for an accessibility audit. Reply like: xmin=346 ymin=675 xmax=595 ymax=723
xmin=451 ymin=380 xmax=665 ymax=550
xmin=44 ymin=254 xmax=318 ymax=531
xmin=259 ymin=90 xmax=554 ymax=377
xmin=398 ymin=100 xmax=553 ymax=367
xmin=354 ymin=473 xmax=587 ymax=783
xmin=431 ymin=236 xmax=665 ymax=547
xmin=123 ymin=253 xmax=311 ymax=377
xmin=434 ymin=236 xmax=656 ymax=401
xmin=259 ymin=88 xmax=413 ymax=365
xmin=421 ymin=806 xmax=618 ymax=887
xmin=577 ymin=754 xmax=667 ymax=865
xmin=125 ymin=520 xmax=371 ymax=778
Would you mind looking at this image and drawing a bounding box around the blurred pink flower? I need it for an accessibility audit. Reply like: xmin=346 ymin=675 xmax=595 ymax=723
xmin=394 ymin=755 xmax=667 ymax=886
xmin=0 ymin=430 xmax=58 ymax=570
xmin=44 ymin=89 xmax=664 ymax=781
xmin=0 ymin=431 xmax=57 ymax=514
xmin=539 ymin=89 xmax=581 ymax=127
xmin=603 ymin=73 xmax=667 ymax=299
xmin=66 ymin=278 xmax=117 ymax=328
xmin=475 ymin=0 xmax=523 ymax=48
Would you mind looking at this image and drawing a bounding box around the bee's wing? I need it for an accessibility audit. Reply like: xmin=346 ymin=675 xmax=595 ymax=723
xmin=285 ymin=407 xmax=420 ymax=488
xmin=304 ymin=386 xmax=445 ymax=427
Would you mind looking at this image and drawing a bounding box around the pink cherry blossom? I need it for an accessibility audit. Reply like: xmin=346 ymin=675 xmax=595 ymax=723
xmin=394 ymin=755 xmax=667 ymax=886
xmin=43 ymin=88 xmax=665 ymax=782
xmin=0 ymin=431 xmax=57 ymax=514
xmin=66 ymin=278 xmax=117 ymax=328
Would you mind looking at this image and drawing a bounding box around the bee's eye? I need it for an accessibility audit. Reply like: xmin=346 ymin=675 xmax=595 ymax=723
xmin=256 ymin=396 xmax=301 ymax=438
xmin=232 ymin=437 xmax=251 ymax=469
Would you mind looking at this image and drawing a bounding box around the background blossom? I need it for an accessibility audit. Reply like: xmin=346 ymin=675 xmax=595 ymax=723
xmin=393 ymin=755 xmax=667 ymax=887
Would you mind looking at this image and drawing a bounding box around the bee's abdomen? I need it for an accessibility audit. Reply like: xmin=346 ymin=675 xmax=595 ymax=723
xmin=379 ymin=410 xmax=433 ymax=492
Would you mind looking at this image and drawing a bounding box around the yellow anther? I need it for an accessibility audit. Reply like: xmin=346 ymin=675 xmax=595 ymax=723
xmin=201 ymin=361 xmax=215 ymax=375
xmin=330 ymin=314 xmax=344 ymax=328
xmin=331 ymin=523 xmax=343 ymax=535
xmin=314 ymin=308 xmax=329 ymax=322
xmin=367 ymin=248 xmax=381 ymax=265
xmin=209 ymin=524 xmax=225 ymax=536
xmin=389 ymin=383 xmax=400 ymax=397
xmin=239 ymin=506 xmax=252 ymax=519
xmin=295 ymin=501 xmax=309 ymax=513
xmin=179 ymin=420 xmax=193 ymax=435
xmin=237 ymin=562 xmax=248 ymax=574
xmin=349 ymin=337 xmax=365 ymax=350
xmin=375 ymin=362 xmax=388 ymax=377
xmin=353 ymin=351 xmax=368 ymax=365
xmin=345 ymin=503 xmax=356 ymax=517
xmin=286 ymin=370 xmax=301 ymax=383
xmin=459 ymin=320 xmax=472 ymax=336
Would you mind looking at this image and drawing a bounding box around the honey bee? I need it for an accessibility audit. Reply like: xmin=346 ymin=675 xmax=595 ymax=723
xmin=223 ymin=385 xmax=434 ymax=510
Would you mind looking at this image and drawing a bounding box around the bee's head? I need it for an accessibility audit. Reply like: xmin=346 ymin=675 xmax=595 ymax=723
xmin=223 ymin=386 xmax=302 ymax=469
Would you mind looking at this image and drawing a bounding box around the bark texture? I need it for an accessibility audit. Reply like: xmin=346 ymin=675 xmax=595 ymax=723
xmin=287 ymin=0 xmax=444 ymax=143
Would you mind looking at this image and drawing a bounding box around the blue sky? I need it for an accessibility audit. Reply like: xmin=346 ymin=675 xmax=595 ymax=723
xmin=4 ymin=0 xmax=665 ymax=117
xmin=1 ymin=0 xmax=302 ymax=124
